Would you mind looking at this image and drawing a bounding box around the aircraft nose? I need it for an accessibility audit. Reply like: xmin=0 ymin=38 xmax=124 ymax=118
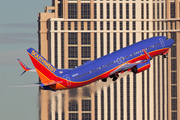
xmin=170 ymin=39 xmax=174 ymax=46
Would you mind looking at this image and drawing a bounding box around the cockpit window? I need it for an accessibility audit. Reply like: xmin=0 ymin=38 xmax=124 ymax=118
xmin=166 ymin=38 xmax=169 ymax=40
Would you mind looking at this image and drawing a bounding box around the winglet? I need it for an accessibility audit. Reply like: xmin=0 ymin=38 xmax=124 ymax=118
xmin=17 ymin=59 xmax=31 ymax=76
xmin=142 ymin=49 xmax=151 ymax=60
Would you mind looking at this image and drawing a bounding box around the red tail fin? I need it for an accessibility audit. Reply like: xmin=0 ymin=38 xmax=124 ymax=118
xmin=27 ymin=48 xmax=57 ymax=84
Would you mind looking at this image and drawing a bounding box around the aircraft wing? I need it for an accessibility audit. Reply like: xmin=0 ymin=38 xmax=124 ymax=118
xmin=109 ymin=49 xmax=151 ymax=76
xmin=109 ymin=60 xmax=147 ymax=76
xmin=11 ymin=81 xmax=63 ymax=87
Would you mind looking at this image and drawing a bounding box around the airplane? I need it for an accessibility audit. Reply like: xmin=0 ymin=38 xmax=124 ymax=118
xmin=15 ymin=36 xmax=174 ymax=91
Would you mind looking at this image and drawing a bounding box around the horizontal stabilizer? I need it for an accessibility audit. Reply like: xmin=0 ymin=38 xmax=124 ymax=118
xmin=17 ymin=59 xmax=36 ymax=76
xmin=11 ymin=81 xmax=63 ymax=88
xmin=10 ymin=83 xmax=41 ymax=87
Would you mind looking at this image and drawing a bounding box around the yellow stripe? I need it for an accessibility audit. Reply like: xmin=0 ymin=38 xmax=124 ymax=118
xmin=35 ymin=68 xmax=66 ymax=89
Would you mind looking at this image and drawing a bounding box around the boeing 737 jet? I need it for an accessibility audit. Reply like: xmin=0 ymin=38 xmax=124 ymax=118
xmin=15 ymin=36 xmax=174 ymax=91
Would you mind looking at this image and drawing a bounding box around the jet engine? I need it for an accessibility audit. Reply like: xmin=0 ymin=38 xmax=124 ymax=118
xmin=132 ymin=60 xmax=150 ymax=74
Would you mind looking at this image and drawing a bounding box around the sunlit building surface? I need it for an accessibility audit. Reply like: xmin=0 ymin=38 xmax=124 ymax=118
xmin=37 ymin=0 xmax=180 ymax=120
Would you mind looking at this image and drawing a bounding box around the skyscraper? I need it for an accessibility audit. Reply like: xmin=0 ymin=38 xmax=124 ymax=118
xmin=37 ymin=0 xmax=180 ymax=120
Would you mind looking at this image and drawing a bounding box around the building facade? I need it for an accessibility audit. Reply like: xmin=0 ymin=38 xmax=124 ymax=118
xmin=37 ymin=0 xmax=180 ymax=120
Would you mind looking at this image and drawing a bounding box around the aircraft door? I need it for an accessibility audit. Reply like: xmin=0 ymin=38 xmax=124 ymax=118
xmin=159 ymin=38 xmax=165 ymax=47
xmin=63 ymin=74 xmax=71 ymax=87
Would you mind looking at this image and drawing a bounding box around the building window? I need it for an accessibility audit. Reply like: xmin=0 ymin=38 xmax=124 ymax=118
xmin=107 ymin=3 xmax=110 ymax=19
xmin=69 ymin=100 xmax=78 ymax=111
xmin=61 ymin=33 xmax=64 ymax=68
xmin=133 ymin=33 xmax=136 ymax=43
xmin=171 ymin=99 xmax=177 ymax=110
xmin=120 ymin=21 xmax=123 ymax=30
xmin=101 ymin=33 xmax=103 ymax=56
xmin=171 ymin=59 xmax=177 ymax=70
xmin=81 ymin=3 xmax=90 ymax=19
xmin=82 ymin=113 xmax=91 ymax=120
xmin=120 ymin=78 xmax=124 ymax=120
xmin=132 ymin=3 xmax=136 ymax=19
xmin=95 ymin=93 xmax=97 ymax=120
xmin=133 ymin=21 xmax=136 ymax=30
xmin=157 ymin=22 xmax=159 ymax=30
xmin=74 ymin=21 xmax=77 ymax=30
xmin=153 ymin=3 xmax=155 ymax=19
xmin=82 ymin=47 xmax=91 ymax=58
xmin=61 ymin=21 xmax=64 ymax=30
xmin=113 ymin=21 xmax=116 ymax=30
xmin=68 ymin=60 xmax=78 ymax=68
xmin=142 ymin=71 xmax=145 ymax=120
xmin=55 ymin=33 xmax=58 ymax=68
xmin=161 ymin=21 xmax=164 ymax=30
xmin=146 ymin=3 xmax=149 ymax=19
xmin=82 ymin=87 xmax=91 ymax=97
xmin=120 ymin=33 xmax=123 ymax=49
xmin=171 ymin=32 xmax=176 ymax=44
xmin=69 ymin=89 xmax=77 ymax=97
xmin=147 ymin=33 xmax=149 ymax=39
xmin=69 ymin=113 xmax=78 ymax=120
xmin=153 ymin=22 xmax=155 ymax=30
xmin=101 ymin=90 xmax=104 ymax=120
xmin=171 ymin=86 xmax=177 ymax=97
xmin=69 ymin=46 xmax=77 ymax=58
xmin=120 ymin=3 xmax=123 ymax=19
xmin=81 ymin=33 xmax=90 ymax=44
xmin=126 ymin=3 xmax=129 ymax=19
xmin=87 ymin=21 xmax=90 ymax=30
xmin=94 ymin=33 xmax=97 ymax=59
xmin=127 ymin=75 xmax=130 ymax=120
xmin=114 ymin=33 xmax=116 ymax=51
xmin=108 ymin=87 xmax=110 ymax=120
xmin=81 ymin=22 xmax=84 ymax=30
xmin=141 ymin=3 xmax=144 ymax=19
xmin=141 ymin=21 xmax=144 ymax=30
xmin=142 ymin=33 xmax=144 ymax=40
xmin=94 ymin=3 xmax=97 ymax=19
xmin=82 ymin=100 xmax=91 ymax=111
xmin=126 ymin=33 xmax=129 ymax=46
xmin=68 ymin=33 xmax=77 ymax=45
xmin=114 ymin=82 xmax=117 ymax=120
xmin=58 ymin=2 xmax=63 ymax=18
xmin=157 ymin=3 xmax=159 ymax=19
xmin=107 ymin=21 xmax=110 ymax=30
xmin=113 ymin=3 xmax=116 ymax=19
xmin=172 ymin=112 xmax=177 ymax=120
xmin=54 ymin=21 xmax=57 ymax=30
xmin=107 ymin=33 xmax=110 ymax=53
xmin=68 ymin=21 xmax=71 ymax=30
xmin=133 ymin=74 xmax=136 ymax=120
xmin=171 ymin=72 xmax=177 ymax=84
xmin=170 ymin=2 xmax=175 ymax=18
xmin=68 ymin=3 xmax=77 ymax=19
xmin=126 ymin=21 xmax=129 ymax=30
xmin=146 ymin=21 xmax=149 ymax=30
xmin=171 ymin=46 xmax=176 ymax=57
xmin=100 ymin=3 xmax=103 ymax=19
xmin=161 ymin=3 xmax=164 ymax=19
xmin=94 ymin=22 xmax=97 ymax=30
xmin=100 ymin=21 xmax=103 ymax=30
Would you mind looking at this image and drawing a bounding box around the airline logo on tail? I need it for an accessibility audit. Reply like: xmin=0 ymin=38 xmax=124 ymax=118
xmin=30 ymin=50 xmax=56 ymax=73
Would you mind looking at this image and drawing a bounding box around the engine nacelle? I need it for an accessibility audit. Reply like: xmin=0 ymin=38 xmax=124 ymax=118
xmin=132 ymin=60 xmax=150 ymax=74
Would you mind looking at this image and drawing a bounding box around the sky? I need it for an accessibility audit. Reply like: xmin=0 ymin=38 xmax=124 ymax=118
xmin=0 ymin=0 xmax=51 ymax=120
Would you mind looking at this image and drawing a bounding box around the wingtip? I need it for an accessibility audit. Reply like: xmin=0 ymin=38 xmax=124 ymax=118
xmin=20 ymin=71 xmax=26 ymax=76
